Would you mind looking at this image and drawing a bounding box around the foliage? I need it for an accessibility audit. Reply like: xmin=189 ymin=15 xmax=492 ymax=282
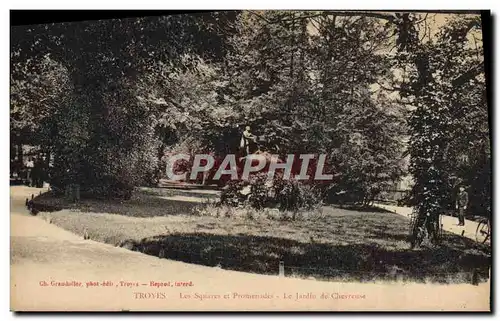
xmin=220 ymin=172 xmax=323 ymax=212
xmin=131 ymin=11 xmax=408 ymax=205
xmin=401 ymin=15 xmax=490 ymax=218
xmin=10 ymin=11 xmax=489 ymax=210
xmin=10 ymin=13 xmax=237 ymax=198
xmin=223 ymin=12 xmax=407 ymax=204
xmin=136 ymin=54 xmax=240 ymax=157
xmin=192 ymin=201 xmax=324 ymax=221
xmin=10 ymin=53 xmax=73 ymax=146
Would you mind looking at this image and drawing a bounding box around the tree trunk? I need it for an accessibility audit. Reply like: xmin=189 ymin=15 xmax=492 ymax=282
xmin=17 ymin=143 xmax=23 ymax=165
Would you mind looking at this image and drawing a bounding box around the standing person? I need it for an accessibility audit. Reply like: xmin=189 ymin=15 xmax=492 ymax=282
xmin=40 ymin=155 xmax=48 ymax=187
xmin=456 ymin=186 xmax=469 ymax=226
xmin=240 ymin=126 xmax=257 ymax=156
xmin=25 ymin=157 xmax=35 ymax=187
xmin=32 ymin=156 xmax=43 ymax=188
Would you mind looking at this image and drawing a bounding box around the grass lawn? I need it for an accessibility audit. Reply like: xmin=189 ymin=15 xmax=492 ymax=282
xmin=33 ymin=189 xmax=491 ymax=284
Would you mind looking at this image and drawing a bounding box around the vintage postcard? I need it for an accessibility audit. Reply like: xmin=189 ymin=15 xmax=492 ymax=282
xmin=10 ymin=10 xmax=491 ymax=312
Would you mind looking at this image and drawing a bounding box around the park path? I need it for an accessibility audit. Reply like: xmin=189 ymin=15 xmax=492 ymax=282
xmin=374 ymin=203 xmax=487 ymax=244
xmin=10 ymin=186 xmax=489 ymax=311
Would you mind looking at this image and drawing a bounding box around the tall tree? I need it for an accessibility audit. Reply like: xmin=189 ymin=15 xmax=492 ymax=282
xmin=10 ymin=12 xmax=238 ymax=197
xmin=404 ymin=15 xmax=489 ymax=218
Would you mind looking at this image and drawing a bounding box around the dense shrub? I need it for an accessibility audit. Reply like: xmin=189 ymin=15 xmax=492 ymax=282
xmin=220 ymin=172 xmax=322 ymax=212
xmin=192 ymin=201 xmax=324 ymax=221
xmin=276 ymin=179 xmax=323 ymax=211
xmin=48 ymin=81 xmax=160 ymax=200
xmin=220 ymin=180 xmax=249 ymax=207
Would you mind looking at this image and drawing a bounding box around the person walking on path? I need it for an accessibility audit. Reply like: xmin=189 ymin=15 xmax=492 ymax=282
xmin=456 ymin=186 xmax=469 ymax=226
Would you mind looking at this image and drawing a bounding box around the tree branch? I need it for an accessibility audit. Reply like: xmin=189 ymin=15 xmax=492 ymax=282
xmin=452 ymin=63 xmax=484 ymax=86
xmin=375 ymin=81 xmax=406 ymax=92
xmin=248 ymin=10 xmax=397 ymax=26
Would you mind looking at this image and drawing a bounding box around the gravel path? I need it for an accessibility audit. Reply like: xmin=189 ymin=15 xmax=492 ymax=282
xmin=374 ymin=203 xmax=489 ymax=244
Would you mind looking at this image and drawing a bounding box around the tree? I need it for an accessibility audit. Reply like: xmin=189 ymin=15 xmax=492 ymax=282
xmin=401 ymin=15 xmax=490 ymax=218
xmin=10 ymin=12 xmax=238 ymax=197
xmin=10 ymin=52 xmax=74 ymax=166
xmin=221 ymin=11 xmax=407 ymax=203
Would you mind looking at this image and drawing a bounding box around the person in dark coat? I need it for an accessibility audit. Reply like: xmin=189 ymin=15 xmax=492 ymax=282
xmin=455 ymin=186 xmax=469 ymax=226
xmin=32 ymin=156 xmax=45 ymax=188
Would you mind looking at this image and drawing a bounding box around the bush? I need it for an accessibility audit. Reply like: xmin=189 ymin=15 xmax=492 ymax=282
xmin=220 ymin=173 xmax=322 ymax=212
xmin=220 ymin=180 xmax=249 ymax=207
xmin=192 ymin=201 xmax=324 ymax=221
xmin=274 ymin=178 xmax=323 ymax=211
xmin=247 ymin=172 xmax=272 ymax=209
